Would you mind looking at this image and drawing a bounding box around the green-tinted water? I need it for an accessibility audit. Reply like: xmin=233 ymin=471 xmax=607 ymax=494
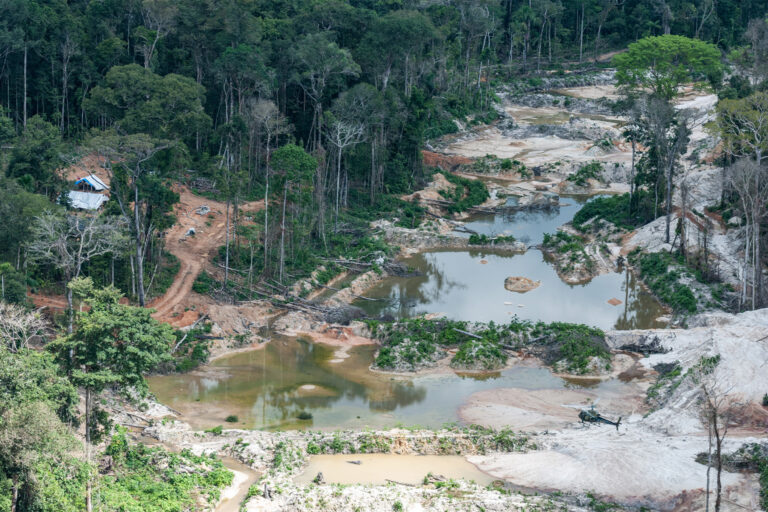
xmin=148 ymin=335 xmax=631 ymax=431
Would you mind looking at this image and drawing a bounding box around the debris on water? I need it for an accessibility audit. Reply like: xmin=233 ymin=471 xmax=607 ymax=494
xmin=504 ymin=276 xmax=541 ymax=293
xmin=607 ymin=298 xmax=622 ymax=306
xmin=504 ymin=301 xmax=513 ymax=305
xmin=480 ymin=259 xmax=488 ymax=264
xmin=347 ymin=460 xmax=362 ymax=465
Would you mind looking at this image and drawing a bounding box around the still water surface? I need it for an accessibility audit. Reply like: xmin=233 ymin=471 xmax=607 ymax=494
xmin=149 ymin=336 xmax=630 ymax=431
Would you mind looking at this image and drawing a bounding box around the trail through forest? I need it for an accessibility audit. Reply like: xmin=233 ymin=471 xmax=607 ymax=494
xmin=148 ymin=186 xmax=263 ymax=327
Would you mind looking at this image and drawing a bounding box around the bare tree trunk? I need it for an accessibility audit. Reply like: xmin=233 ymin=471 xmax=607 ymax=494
xmin=279 ymin=183 xmax=288 ymax=283
xmin=10 ymin=477 xmax=18 ymax=512
xmin=85 ymin=387 xmax=93 ymax=512
xmin=705 ymin=420 xmax=712 ymax=511
xmin=134 ymin=185 xmax=146 ymax=306
xmin=66 ymin=283 xmax=74 ymax=334
xmin=224 ymin=197 xmax=230 ymax=287
xmin=714 ymin=412 xmax=722 ymax=512
xmin=579 ymin=2 xmax=585 ymax=63
xmin=22 ymin=44 xmax=27 ymax=128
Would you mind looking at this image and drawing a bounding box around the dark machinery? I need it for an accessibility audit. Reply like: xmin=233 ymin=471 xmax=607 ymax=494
xmin=562 ymin=399 xmax=622 ymax=430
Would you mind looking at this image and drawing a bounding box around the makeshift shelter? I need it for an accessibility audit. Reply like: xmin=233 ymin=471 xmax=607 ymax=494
xmin=67 ymin=191 xmax=109 ymax=210
xmin=74 ymin=174 xmax=109 ymax=192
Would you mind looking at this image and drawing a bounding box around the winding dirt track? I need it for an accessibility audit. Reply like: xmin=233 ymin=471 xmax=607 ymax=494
xmin=148 ymin=186 xmax=263 ymax=327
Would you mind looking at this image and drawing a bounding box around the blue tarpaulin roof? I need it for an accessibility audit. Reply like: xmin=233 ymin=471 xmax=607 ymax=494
xmin=74 ymin=174 xmax=108 ymax=191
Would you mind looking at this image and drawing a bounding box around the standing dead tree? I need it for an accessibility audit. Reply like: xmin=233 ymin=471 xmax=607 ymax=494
xmin=696 ymin=359 xmax=735 ymax=512
xmin=27 ymin=211 xmax=127 ymax=332
xmin=0 ymin=303 xmax=47 ymax=352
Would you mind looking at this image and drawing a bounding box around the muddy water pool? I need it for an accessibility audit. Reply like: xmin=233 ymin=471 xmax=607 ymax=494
xmin=294 ymin=454 xmax=495 ymax=486
xmin=149 ymin=335 xmax=636 ymax=431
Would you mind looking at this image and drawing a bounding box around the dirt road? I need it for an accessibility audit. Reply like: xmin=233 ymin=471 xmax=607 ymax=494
xmin=148 ymin=186 xmax=263 ymax=327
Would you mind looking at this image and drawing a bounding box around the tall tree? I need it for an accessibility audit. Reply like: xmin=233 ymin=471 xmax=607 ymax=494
xmin=48 ymin=278 xmax=175 ymax=512
xmin=269 ymin=144 xmax=317 ymax=283
xmin=614 ymin=35 xmax=723 ymax=101
xmin=291 ymin=33 xmax=360 ymax=151
xmin=27 ymin=211 xmax=128 ymax=332
xmin=91 ymin=134 xmax=178 ymax=306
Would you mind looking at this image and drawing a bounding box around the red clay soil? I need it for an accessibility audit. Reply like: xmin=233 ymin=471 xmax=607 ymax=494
xmin=421 ymin=150 xmax=472 ymax=170
xmin=148 ymin=186 xmax=263 ymax=328
xmin=29 ymin=185 xmax=263 ymax=330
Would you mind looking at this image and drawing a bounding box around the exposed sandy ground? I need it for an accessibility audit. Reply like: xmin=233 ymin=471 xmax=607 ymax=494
xmin=550 ymin=84 xmax=621 ymax=100
xmin=148 ymin=186 xmax=263 ymax=328
xmin=459 ymin=386 xmax=644 ymax=432
xmin=469 ymin=427 xmax=760 ymax=511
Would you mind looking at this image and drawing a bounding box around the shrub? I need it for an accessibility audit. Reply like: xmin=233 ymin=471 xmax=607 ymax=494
xmin=225 ymin=415 xmax=238 ymax=423
xmin=567 ymin=161 xmax=603 ymax=187
xmin=572 ymin=192 xmax=657 ymax=231
xmin=192 ymin=270 xmax=215 ymax=294
xmin=297 ymin=411 xmax=313 ymax=420
xmin=205 ymin=425 xmax=223 ymax=435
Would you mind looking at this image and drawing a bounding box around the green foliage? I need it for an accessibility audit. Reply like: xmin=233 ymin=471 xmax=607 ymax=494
xmin=451 ymin=339 xmax=507 ymax=370
xmin=85 ymin=64 xmax=211 ymax=144
xmin=297 ymin=411 xmax=313 ymax=420
xmin=567 ymin=161 xmax=603 ymax=187
xmin=49 ymin=279 xmax=176 ymax=396
xmin=225 ymin=415 xmax=239 ymax=423
xmin=205 ymin=425 xmax=223 ymax=435
xmin=0 ymin=179 xmax=54 ymax=263
xmin=99 ymin=428 xmax=233 ymax=511
xmin=0 ymin=263 xmax=29 ymax=305
xmin=437 ymin=172 xmax=489 ymax=213
xmin=192 ymin=270 xmax=215 ymax=294
xmin=531 ymin=322 xmax=609 ymax=374
xmin=468 ymin=233 xmax=516 ymax=245
xmin=572 ymin=192 xmax=657 ymax=231
xmin=614 ymin=35 xmax=723 ymax=100
xmin=6 ymin=117 xmax=65 ymax=197
xmin=0 ymin=347 xmax=78 ymax=423
xmin=630 ymin=252 xmax=698 ymax=313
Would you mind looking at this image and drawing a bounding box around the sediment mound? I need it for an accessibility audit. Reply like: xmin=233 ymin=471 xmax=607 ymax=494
xmin=504 ymin=276 xmax=541 ymax=293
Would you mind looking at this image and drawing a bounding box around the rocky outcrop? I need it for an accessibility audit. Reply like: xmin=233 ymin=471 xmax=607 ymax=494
xmin=504 ymin=276 xmax=540 ymax=293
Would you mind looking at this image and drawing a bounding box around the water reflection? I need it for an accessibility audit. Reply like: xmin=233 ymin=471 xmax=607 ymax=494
xmin=458 ymin=195 xmax=593 ymax=245
xmin=355 ymin=250 xmax=666 ymax=330
xmin=148 ymin=336 xmax=635 ymax=431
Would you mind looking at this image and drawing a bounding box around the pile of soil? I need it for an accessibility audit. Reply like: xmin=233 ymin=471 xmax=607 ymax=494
xmin=504 ymin=276 xmax=541 ymax=293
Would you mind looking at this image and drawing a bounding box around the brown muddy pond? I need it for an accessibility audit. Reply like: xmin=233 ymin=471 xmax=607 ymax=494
xmin=148 ymin=336 xmax=637 ymax=431
xmin=294 ymin=454 xmax=495 ymax=486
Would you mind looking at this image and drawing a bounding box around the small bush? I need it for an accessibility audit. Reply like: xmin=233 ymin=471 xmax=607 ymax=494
xmin=297 ymin=411 xmax=313 ymax=420
xmin=205 ymin=425 xmax=223 ymax=435
xmin=192 ymin=271 xmax=215 ymax=294
xmin=762 ymin=394 xmax=768 ymax=407
xmin=567 ymin=161 xmax=603 ymax=187
xmin=225 ymin=415 xmax=238 ymax=423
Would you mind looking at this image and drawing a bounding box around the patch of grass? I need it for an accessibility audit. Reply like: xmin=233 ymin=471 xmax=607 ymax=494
xmin=567 ymin=161 xmax=603 ymax=187
xmin=205 ymin=425 xmax=223 ymax=435
xmin=530 ymin=322 xmax=609 ymax=374
xmin=451 ymin=339 xmax=507 ymax=370
xmin=630 ymin=251 xmax=697 ymax=313
xmin=468 ymin=233 xmax=516 ymax=245
xmin=572 ymin=191 xmax=657 ymax=231
xmin=437 ymin=171 xmax=489 ymax=213
xmin=192 ymin=270 xmax=215 ymax=294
